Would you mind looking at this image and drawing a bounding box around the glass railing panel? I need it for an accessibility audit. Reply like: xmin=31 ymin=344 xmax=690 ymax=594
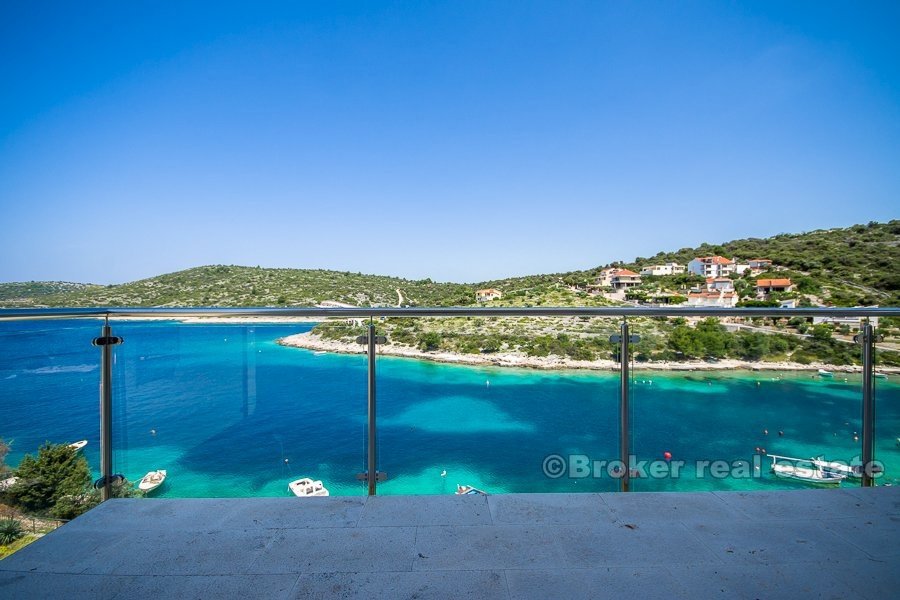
xmin=111 ymin=318 xmax=367 ymax=498
xmin=874 ymin=334 xmax=899 ymax=487
xmin=375 ymin=316 xmax=621 ymax=494
xmin=0 ymin=318 xmax=102 ymax=529
xmin=627 ymin=315 xmax=895 ymax=491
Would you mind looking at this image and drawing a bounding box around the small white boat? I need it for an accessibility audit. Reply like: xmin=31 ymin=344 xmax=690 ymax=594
xmin=818 ymin=369 xmax=834 ymax=377
xmin=874 ymin=373 xmax=888 ymax=380
xmin=810 ymin=458 xmax=883 ymax=479
xmin=455 ymin=484 xmax=487 ymax=495
xmin=68 ymin=440 xmax=88 ymax=451
xmin=314 ymin=351 xmax=326 ymax=356
xmin=770 ymin=455 xmax=844 ymax=486
xmin=138 ymin=470 xmax=167 ymax=493
xmin=288 ymin=477 xmax=329 ymax=497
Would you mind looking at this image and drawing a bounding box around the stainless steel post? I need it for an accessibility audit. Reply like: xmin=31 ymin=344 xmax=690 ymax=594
xmin=367 ymin=323 xmax=377 ymax=495
xmin=620 ymin=320 xmax=630 ymax=493
xmin=97 ymin=324 xmax=115 ymax=501
xmin=861 ymin=323 xmax=875 ymax=487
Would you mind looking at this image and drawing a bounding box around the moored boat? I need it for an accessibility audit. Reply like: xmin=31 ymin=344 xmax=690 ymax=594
xmin=810 ymin=457 xmax=883 ymax=479
xmin=818 ymin=369 xmax=833 ymax=377
xmin=288 ymin=477 xmax=329 ymax=497
xmin=138 ymin=469 xmax=167 ymax=493
xmin=769 ymin=455 xmax=844 ymax=486
xmin=455 ymin=484 xmax=487 ymax=495
xmin=68 ymin=440 xmax=88 ymax=451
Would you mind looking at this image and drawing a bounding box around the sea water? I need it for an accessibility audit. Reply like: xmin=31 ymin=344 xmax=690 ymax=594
xmin=0 ymin=319 xmax=897 ymax=497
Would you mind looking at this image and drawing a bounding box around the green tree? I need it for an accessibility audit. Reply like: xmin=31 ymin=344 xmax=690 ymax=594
xmin=669 ymin=325 xmax=702 ymax=358
xmin=736 ymin=332 xmax=770 ymax=361
xmin=6 ymin=443 xmax=92 ymax=516
xmin=418 ymin=332 xmax=442 ymax=352
xmin=812 ymin=324 xmax=834 ymax=341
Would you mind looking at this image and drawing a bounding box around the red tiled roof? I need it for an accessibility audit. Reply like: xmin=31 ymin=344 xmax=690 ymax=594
xmin=697 ymin=256 xmax=734 ymax=265
xmin=756 ymin=279 xmax=792 ymax=287
xmin=613 ymin=269 xmax=639 ymax=277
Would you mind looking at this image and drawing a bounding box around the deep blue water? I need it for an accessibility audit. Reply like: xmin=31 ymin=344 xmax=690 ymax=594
xmin=1 ymin=319 xmax=898 ymax=496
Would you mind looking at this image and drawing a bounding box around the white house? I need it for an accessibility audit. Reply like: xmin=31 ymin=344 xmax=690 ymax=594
xmin=687 ymin=256 xmax=736 ymax=278
xmin=475 ymin=288 xmax=502 ymax=302
xmin=639 ymin=262 xmax=685 ymax=276
xmin=686 ymin=290 xmax=738 ymax=308
xmin=597 ymin=268 xmax=642 ymax=290
xmin=706 ymin=277 xmax=734 ymax=292
xmin=812 ymin=311 xmax=878 ymax=329
xmin=735 ymin=259 xmax=774 ymax=276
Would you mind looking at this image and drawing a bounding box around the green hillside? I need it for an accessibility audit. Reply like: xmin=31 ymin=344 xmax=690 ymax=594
xmin=624 ymin=220 xmax=900 ymax=306
xmin=0 ymin=220 xmax=897 ymax=308
xmin=0 ymin=282 xmax=101 ymax=305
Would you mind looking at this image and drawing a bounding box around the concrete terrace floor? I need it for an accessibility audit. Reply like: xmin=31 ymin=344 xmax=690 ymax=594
xmin=0 ymin=488 xmax=898 ymax=599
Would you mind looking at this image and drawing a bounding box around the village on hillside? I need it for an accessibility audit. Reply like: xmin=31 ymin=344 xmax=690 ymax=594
xmin=473 ymin=255 xmax=879 ymax=332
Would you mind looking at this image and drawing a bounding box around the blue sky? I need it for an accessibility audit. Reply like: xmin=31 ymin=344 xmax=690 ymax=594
xmin=1 ymin=1 xmax=898 ymax=284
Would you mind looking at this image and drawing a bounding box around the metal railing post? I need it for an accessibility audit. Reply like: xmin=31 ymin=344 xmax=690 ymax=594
xmin=356 ymin=323 xmax=386 ymax=493
xmin=610 ymin=320 xmax=640 ymax=492
xmin=860 ymin=323 xmax=876 ymax=487
xmin=620 ymin=321 xmax=630 ymax=492
xmin=92 ymin=321 xmax=122 ymax=501
xmin=367 ymin=322 xmax=377 ymax=495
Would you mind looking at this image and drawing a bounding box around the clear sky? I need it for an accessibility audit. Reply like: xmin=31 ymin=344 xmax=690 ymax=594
xmin=1 ymin=2 xmax=898 ymax=284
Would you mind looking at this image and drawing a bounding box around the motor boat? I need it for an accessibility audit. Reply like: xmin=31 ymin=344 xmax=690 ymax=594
xmin=455 ymin=484 xmax=487 ymax=495
xmin=288 ymin=477 xmax=329 ymax=497
xmin=769 ymin=455 xmax=844 ymax=486
xmin=68 ymin=440 xmax=88 ymax=451
xmin=810 ymin=457 xmax=883 ymax=479
xmin=138 ymin=470 xmax=167 ymax=493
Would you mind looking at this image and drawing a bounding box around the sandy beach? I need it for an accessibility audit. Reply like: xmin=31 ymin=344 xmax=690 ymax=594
xmin=278 ymin=331 xmax=899 ymax=374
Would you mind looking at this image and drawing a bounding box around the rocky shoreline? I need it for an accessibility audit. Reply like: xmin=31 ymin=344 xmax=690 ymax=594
xmin=277 ymin=331 xmax=897 ymax=374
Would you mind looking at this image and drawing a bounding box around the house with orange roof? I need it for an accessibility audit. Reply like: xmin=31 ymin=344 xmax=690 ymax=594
xmin=756 ymin=278 xmax=793 ymax=298
xmin=687 ymin=256 xmax=736 ymax=278
xmin=475 ymin=288 xmax=502 ymax=302
xmin=597 ymin=268 xmax=642 ymax=290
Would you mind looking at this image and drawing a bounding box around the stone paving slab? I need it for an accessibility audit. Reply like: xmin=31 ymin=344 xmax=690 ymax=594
xmin=488 ymin=492 xmax=615 ymax=525
xmin=358 ymin=493 xmax=492 ymax=527
xmin=1 ymin=488 xmax=897 ymax=599
xmin=250 ymin=526 xmax=418 ymax=574
xmin=292 ymin=570 xmax=508 ymax=599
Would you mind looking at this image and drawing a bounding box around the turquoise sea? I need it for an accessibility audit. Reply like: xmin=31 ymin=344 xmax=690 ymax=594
xmin=1 ymin=319 xmax=898 ymax=496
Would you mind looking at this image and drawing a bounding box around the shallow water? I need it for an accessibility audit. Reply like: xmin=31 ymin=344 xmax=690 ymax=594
xmin=1 ymin=319 xmax=897 ymax=497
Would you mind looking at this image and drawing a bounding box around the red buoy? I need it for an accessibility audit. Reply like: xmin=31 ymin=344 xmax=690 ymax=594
xmin=663 ymin=451 xmax=672 ymax=461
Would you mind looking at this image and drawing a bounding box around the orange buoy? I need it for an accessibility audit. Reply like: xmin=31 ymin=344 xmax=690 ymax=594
xmin=663 ymin=451 xmax=672 ymax=461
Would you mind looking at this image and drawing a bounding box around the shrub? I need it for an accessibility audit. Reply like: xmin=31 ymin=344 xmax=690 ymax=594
xmin=0 ymin=519 xmax=23 ymax=545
